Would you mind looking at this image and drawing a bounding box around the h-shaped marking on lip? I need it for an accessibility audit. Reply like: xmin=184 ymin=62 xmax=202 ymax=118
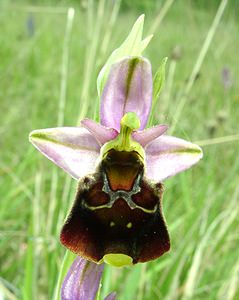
xmin=84 ymin=172 xmax=157 ymax=213
xmin=101 ymin=172 xmax=141 ymax=210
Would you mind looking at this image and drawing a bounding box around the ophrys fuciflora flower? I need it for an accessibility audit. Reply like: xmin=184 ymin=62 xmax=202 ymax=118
xmin=29 ymin=56 xmax=202 ymax=267
xmin=29 ymin=15 xmax=203 ymax=299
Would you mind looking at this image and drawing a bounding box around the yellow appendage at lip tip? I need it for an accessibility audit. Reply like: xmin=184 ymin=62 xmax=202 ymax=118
xmin=102 ymin=253 xmax=133 ymax=267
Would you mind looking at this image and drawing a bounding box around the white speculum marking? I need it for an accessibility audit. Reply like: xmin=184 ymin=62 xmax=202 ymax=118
xmin=85 ymin=172 xmax=157 ymax=214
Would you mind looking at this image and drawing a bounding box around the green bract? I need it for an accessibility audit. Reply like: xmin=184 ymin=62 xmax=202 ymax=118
xmin=97 ymin=14 xmax=153 ymax=97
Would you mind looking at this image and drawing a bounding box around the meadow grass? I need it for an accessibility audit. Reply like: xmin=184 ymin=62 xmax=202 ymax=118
xmin=0 ymin=0 xmax=239 ymax=299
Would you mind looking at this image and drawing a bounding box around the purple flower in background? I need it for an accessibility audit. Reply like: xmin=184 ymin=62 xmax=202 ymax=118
xmin=30 ymin=56 xmax=202 ymax=299
xmin=61 ymin=257 xmax=103 ymax=300
xmin=61 ymin=256 xmax=116 ymax=300
xmin=26 ymin=14 xmax=35 ymax=37
xmin=221 ymin=66 xmax=233 ymax=90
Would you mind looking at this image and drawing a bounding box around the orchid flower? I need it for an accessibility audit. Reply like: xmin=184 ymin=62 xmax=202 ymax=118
xmin=29 ymin=15 xmax=202 ymax=300
xmin=30 ymin=56 xmax=202 ymax=265
xmin=29 ymin=56 xmax=202 ymax=298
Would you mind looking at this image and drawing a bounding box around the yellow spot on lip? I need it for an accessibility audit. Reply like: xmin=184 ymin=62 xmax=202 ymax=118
xmin=103 ymin=253 xmax=133 ymax=267
xmin=126 ymin=222 xmax=132 ymax=228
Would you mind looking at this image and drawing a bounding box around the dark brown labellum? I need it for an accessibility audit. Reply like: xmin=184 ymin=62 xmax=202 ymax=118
xmin=60 ymin=149 xmax=170 ymax=264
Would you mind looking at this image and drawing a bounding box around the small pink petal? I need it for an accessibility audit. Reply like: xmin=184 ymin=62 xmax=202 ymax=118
xmin=145 ymin=135 xmax=203 ymax=182
xmin=100 ymin=57 xmax=152 ymax=131
xmin=61 ymin=256 xmax=104 ymax=300
xmin=132 ymin=124 xmax=168 ymax=147
xmin=81 ymin=118 xmax=118 ymax=145
xmin=29 ymin=127 xmax=100 ymax=180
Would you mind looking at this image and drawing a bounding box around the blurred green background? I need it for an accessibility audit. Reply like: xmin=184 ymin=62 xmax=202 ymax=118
xmin=0 ymin=0 xmax=238 ymax=299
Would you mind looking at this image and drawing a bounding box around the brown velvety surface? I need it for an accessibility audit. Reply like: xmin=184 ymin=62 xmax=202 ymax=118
xmin=60 ymin=149 xmax=170 ymax=263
